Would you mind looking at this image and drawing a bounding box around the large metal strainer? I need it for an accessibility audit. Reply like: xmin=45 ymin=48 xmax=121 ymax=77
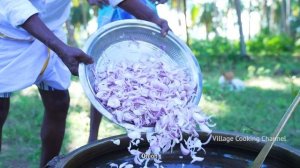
xmin=79 ymin=20 xmax=202 ymax=132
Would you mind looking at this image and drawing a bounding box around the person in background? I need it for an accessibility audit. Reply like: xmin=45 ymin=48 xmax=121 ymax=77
xmin=218 ymin=71 xmax=245 ymax=91
xmin=0 ymin=0 xmax=169 ymax=167
xmin=87 ymin=0 xmax=168 ymax=143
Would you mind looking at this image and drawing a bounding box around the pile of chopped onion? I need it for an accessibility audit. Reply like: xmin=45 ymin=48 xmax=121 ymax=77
xmin=93 ymin=56 xmax=214 ymax=168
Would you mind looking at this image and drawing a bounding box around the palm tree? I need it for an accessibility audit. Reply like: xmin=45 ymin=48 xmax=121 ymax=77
xmin=285 ymin=0 xmax=291 ymax=35
xmin=262 ymin=0 xmax=271 ymax=33
xmin=200 ymin=3 xmax=216 ymax=40
xmin=169 ymin=0 xmax=190 ymax=44
xmin=248 ymin=0 xmax=252 ymax=39
xmin=233 ymin=0 xmax=247 ymax=57
xmin=281 ymin=0 xmax=287 ymax=33
xmin=183 ymin=0 xmax=190 ymax=46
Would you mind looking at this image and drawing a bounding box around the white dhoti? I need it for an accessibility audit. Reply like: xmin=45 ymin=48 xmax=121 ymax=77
xmin=0 ymin=29 xmax=71 ymax=93
xmin=0 ymin=0 xmax=72 ymax=96
xmin=0 ymin=0 xmax=125 ymax=97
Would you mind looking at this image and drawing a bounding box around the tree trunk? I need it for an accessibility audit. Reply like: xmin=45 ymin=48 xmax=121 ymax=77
xmin=248 ymin=0 xmax=252 ymax=39
xmin=262 ymin=0 xmax=266 ymax=30
xmin=66 ymin=19 xmax=78 ymax=47
xmin=205 ymin=24 xmax=209 ymax=40
xmin=80 ymin=0 xmax=88 ymax=30
xmin=286 ymin=0 xmax=291 ymax=35
xmin=270 ymin=0 xmax=278 ymax=32
xmin=266 ymin=2 xmax=271 ymax=33
xmin=262 ymin=0 xmax=271 ymax=33
xmin=234 ymin=0 xmax=247 ymax=57
xmin=280 ymin=0 xmax=287 ymax=33
xmin=183 ymin=0 xmax=190 ymax=46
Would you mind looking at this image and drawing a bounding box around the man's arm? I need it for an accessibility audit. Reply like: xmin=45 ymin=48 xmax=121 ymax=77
xmin=21 ymin=14 xmax=93 ymax=76
xmin=117 ymin=0 xmax=169 ymax=36
xmin=87 ymin=0 xmax=170 ymax=36
xmin=1 ymin=0 xmax=92 ymax=75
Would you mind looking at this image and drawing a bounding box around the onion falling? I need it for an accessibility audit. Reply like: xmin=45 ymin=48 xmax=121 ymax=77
xmin=93 ymin=56 xmax=213 ymax=167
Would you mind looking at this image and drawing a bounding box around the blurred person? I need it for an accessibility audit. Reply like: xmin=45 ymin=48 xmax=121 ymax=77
xmin=0 ymin=0 xmax=169 ymax=167
xmin=87 ymin=0 xmax=168 ymax=143
xmin=218 ymin=71 xmax=245 ymax=91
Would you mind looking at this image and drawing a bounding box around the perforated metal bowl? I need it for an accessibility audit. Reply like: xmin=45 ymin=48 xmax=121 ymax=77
xmin=79 ymin=20 xmax=202 ymax=132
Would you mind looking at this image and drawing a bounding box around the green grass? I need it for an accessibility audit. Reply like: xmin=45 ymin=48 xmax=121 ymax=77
xmin=0 ymin=57 xmax=299 ymax=167
xmin=198 ymin=56 xmax=300 ymax=147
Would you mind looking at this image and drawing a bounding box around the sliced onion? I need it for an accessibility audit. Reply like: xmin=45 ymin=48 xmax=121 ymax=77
xmin=93 ymin=57 xmax=213 ymax=167
xmin=180 ymin=143 xmax=190 ymax=155
xmin=110 ymin=139 xmax=121 ymax=146
xmin=109 ymin=163 xmax=118 ymax=168
xmin=191 ymin=155 xmax=204 ymax=163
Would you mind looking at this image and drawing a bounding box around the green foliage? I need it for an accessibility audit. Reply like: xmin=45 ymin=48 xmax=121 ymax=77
xmin=191 ymin=36 xmax=239 ymax=62
xmin=295 ymin=39 xmax=300 ymax=54
xmin=191 ymin=5 xmax=200 ymax=26
xmin=168 ymin=0 xmax=183 ymax=11
xmin=191 ymin=32 xmax=296 ymax=61
xmin=199 ymin=2 xmax=217 ymax=37
xmin=70 ymin=3 xmax=92 ymax=27
xmin=247 ymin=32 xmax=295 ymax=57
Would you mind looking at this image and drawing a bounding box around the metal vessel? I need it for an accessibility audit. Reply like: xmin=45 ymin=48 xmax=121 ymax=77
xmin=79 ymin=20 xmax=202 ymax=132
xmin=47 ymin=131 xmax=300 ymax=168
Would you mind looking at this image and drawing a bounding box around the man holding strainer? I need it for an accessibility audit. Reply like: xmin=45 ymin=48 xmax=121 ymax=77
xmin=0 ymin=0 xmax=169 ymax=167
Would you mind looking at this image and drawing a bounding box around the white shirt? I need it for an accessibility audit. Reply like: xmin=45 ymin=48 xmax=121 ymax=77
xmin=0 ymin=0 xmax=124 ymax=40
xmin=0 ymin=0 xmax=124 ymax=93
xmin=218 ymin=76 xmax=245 ymax=91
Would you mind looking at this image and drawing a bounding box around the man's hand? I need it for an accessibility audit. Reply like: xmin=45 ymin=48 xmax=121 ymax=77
xmin=87 ymin=0 xmax=109 ymax=6
xmin=21 ymin=14 xmax=93 ymax=76
xmin=149 ymin=17 xmax=169 ymax=37
xmin=58 ymin=45 xmax=93 ymax=76
xmin=118 ymin=0 xmax=171 ymax=36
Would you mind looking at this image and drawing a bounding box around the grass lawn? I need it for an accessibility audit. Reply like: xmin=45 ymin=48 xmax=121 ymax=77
xmin=0 ymin=57 xmax=299 ymax=167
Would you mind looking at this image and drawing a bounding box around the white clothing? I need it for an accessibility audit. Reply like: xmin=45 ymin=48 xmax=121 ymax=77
xmin=109 ymin=0 xmax=125 ymax=7
xmin=0 ymin=0 xmax=72 ymax=93
xmin=218 ymin=76 xmax=245 ymax=91
xmin=0 ymin=0 xmax=124 ymax=40
xmin=0 ymin=0 xmax=124 ymax=93
xmin=0 ymin=29 xmax=71 ymax=92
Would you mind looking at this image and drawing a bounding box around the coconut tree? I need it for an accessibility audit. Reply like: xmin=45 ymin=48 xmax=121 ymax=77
xmin=290 ymin=0 xmax=300 ymax=39
xmin=168 ymin=0 xmax=190 ymax=45
xmin=68 ymin=0 xmax=91 ymax=45
xmin=262 ymin=0 xmax=271 ymax=33
xmin=281 ymin=0 xmax=288 ymax=33
xmin=183 ymin=0 xmax=190 ymax=45
xmin=268 ymin=0 xmax=292 ymax=34
xmin=248 ymin=0 xmax=252 ymax=39
xmin=285 ymin=0 xmax=292 ymax=35
xmin=199 ymin=2 xmax=216 ymax=40
xmin=233 ymin=0 xmax=247 ymax=57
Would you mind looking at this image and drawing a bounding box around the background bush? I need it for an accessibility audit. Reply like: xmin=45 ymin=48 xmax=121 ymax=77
xmin=191 ymin=37 xmax=239 ymax=62
xmin=247 ymin=32 xmax=295 ymax=57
